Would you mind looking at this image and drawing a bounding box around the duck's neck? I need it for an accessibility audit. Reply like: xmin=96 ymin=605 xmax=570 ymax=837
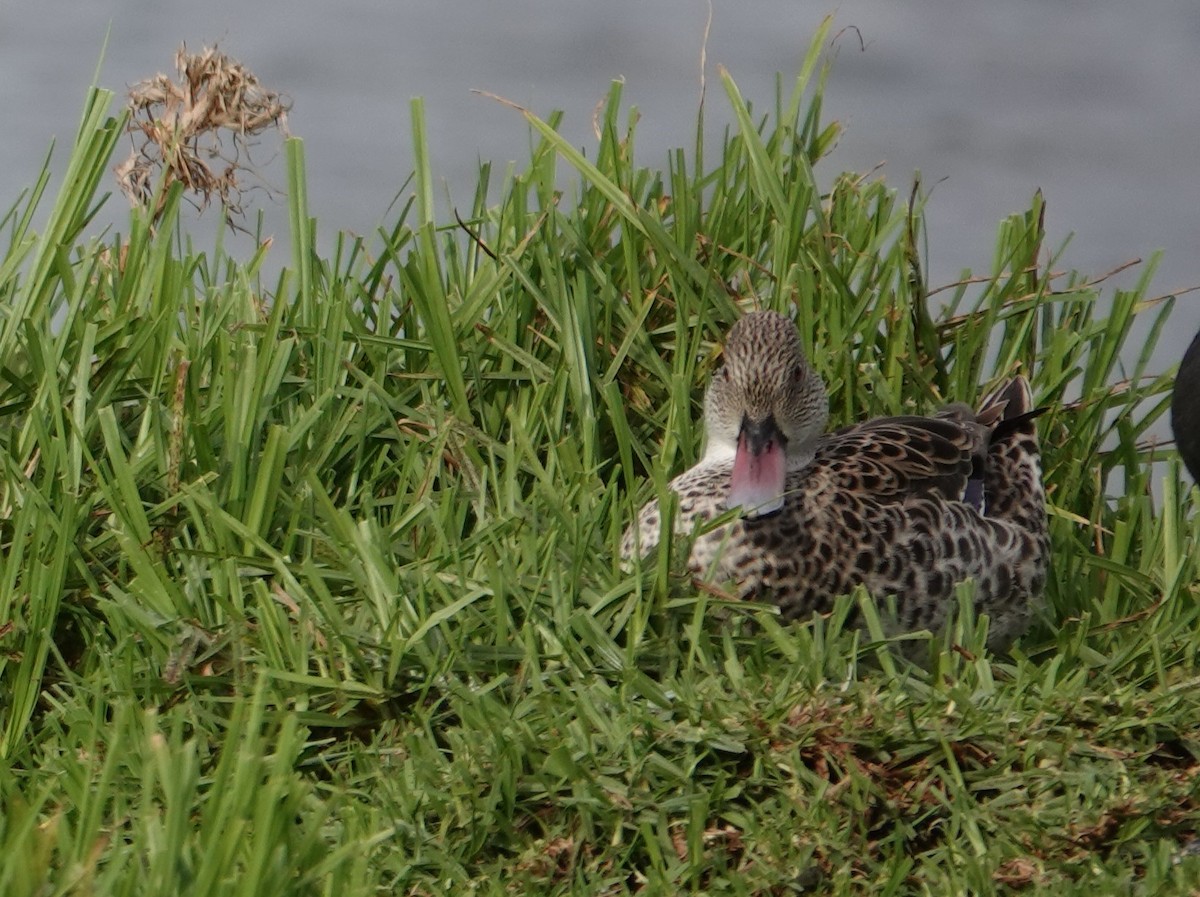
xmin=699 ymin=442 xmax=737 ymax=465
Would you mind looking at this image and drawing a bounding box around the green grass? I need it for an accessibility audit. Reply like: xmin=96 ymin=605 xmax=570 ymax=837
xmin=1 ymin=23 xmax=1198 ymax=896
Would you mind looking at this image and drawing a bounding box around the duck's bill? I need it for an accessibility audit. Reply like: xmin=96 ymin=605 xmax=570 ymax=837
xmin=728 ymin=426 xmax=787 ymax=517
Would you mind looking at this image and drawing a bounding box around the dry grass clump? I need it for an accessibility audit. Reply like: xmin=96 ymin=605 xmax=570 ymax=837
xmin=115 ymin=44 xmax=290 ymax=226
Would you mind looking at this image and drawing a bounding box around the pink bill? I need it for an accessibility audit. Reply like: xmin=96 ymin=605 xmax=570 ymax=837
xmin=728 ymin=433 xmax=786 ymax=517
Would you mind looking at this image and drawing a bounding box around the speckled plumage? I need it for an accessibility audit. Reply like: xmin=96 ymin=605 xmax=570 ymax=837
xmin=621 ymin=311 xmax=1049 ymax=650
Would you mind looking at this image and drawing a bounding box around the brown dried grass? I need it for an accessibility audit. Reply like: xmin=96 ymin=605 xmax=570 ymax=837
xmin=115 ymin=44 xmax=290 ymax=226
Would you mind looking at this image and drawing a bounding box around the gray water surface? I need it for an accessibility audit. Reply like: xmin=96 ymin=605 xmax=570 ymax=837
xmin=2 ymin=1 xmax=1198 ymax=356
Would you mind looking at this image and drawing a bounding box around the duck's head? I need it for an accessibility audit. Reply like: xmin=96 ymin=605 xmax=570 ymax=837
xmin=702 ymin=310 xmax=828 ymax=517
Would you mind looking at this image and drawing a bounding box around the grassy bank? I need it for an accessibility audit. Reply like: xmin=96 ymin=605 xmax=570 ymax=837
xmin=1 ymin=25 xmax=1197 ymax=896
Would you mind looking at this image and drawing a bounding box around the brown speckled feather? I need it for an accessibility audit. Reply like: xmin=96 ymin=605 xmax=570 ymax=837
xmin=621 ymin=312 xmax=1048 ymax=650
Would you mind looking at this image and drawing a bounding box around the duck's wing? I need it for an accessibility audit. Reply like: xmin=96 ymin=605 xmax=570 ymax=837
xmin=808 ymin=378 xmax=1040 ymax=510
xmin=810 ymin=411 xmax=987 ymax=505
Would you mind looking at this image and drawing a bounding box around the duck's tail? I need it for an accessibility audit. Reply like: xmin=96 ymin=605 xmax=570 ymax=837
xmin=976 ymin=377 xmax=1048 ymax=537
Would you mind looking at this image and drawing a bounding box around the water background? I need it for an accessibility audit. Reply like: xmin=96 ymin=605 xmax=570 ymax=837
xmin=3 ymin=0 xmax=1199 ymax=364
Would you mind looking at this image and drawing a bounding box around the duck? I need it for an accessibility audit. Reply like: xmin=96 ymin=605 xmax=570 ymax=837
xmin=1171 ymin=328 xmax=1200 ymax=482
xmin=621 ymin=310 xmax=1049 ymax=650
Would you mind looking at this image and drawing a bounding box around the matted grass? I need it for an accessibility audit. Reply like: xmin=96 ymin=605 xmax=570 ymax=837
xmin=1 ymin=22 xmax=1197 ymax=896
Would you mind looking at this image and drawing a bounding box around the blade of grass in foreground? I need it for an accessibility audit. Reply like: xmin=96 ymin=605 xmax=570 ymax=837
xmin=0 ymin=88 xmax=123 ymax=360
